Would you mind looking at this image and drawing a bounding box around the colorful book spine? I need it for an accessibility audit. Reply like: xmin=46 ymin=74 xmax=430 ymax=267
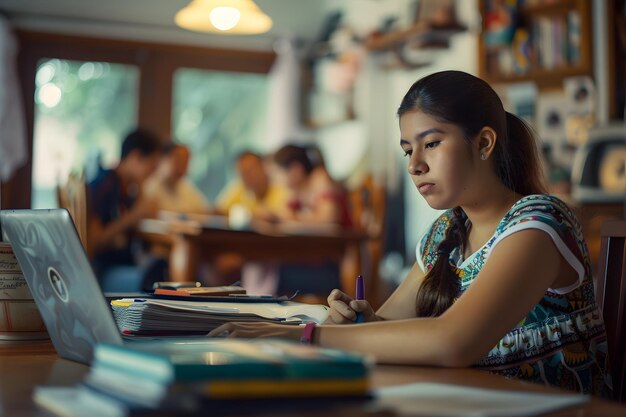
xmin=567 ymin=10 xmax=581 ymax=64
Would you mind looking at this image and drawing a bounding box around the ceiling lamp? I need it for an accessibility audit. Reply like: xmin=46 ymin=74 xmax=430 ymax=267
xmin=175 ymin=0 xmax=273 ymax=34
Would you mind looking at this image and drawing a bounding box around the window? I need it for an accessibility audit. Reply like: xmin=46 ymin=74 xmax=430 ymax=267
xmin=172 ymin=68 xmax=268 ymax=201
xmin=32 ymin=58 xmax=139 ymax=208
xmin=3 ymin=31 xmax=275 ymax=210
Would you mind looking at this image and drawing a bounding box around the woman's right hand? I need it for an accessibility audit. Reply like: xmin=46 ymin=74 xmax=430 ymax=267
xmin=324 ymin=289 xmax=379 ymax=324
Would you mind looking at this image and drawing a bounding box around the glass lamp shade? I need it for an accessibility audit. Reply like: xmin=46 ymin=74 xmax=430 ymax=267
xmin=175 ymin=0 xmax=273 ymax=34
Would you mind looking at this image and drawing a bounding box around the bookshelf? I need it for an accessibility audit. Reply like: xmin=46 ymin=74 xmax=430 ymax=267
xmin=478 ymin=0 xmax=622 ymax=270
xmin=478 ymin=0 xmax=593 ymax=88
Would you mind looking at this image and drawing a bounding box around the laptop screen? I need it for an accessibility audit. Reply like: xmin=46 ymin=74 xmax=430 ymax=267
xmin=1 ymin=209 xmax=123 ymax=363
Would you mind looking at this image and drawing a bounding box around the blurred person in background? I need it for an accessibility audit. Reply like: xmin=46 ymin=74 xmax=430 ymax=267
xmin=143 ymin=143 xmax=210 ymax=214
xmin=215 ymin=150 xmax=288 ymax=222
xmin=273 ymin=144 xmax=352 ymax=229
xmin=88 ymin=128 xmax=167 ymax=292
xmin=270 ymin=143 xmax=353 ymax=297
xmin=208 ymin=151 xmax=288 ymax=291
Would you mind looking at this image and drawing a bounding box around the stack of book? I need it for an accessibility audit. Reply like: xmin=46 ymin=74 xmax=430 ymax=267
xmin=0 ymin=242 xmax=47 ymax=340
xmin=34 ymin=339 xmax=372 ymax=416
xmin=110 ymin=298 xmax=330 ymax=336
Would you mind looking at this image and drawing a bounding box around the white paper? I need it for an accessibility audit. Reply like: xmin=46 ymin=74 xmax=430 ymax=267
xmin=111 ymin=299 xmax=329 ymax=334
xmin=0 ymin=242 xmax=32 ymax=300
xmin=117 ymin=298 xmax=329 ymax=322
xmin=375 ymin=382 xmax=589 ymax=417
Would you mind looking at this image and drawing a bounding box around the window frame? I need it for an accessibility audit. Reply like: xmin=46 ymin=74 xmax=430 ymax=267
xmin=1 ymin=30 xmax=275 ymax=209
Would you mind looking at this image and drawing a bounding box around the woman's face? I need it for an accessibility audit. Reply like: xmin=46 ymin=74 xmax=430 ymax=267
xmin=284 ymin=162 xmax=306 ymax=190
xmin=399 ymin=109 xmax=478 ymax=210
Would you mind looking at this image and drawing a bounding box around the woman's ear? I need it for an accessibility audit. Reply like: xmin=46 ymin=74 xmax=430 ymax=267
xmin=477 ymin=126 xmax=497 ymax=160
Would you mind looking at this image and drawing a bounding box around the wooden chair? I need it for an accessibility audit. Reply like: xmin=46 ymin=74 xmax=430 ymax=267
xmin=348 ymin=174 xmax=386 ymax=308
xmin=56 ymin=172 xmax=89 ymax=256
xmin=596 ymin=219 xmax=626 ymax=402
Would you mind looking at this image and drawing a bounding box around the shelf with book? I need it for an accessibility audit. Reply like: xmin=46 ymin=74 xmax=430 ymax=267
xmin=478 ymin=0 xmax=593 ymax=88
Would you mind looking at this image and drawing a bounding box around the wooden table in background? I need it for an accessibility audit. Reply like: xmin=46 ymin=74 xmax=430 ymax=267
xmin=140 ymin=217 xmax=368 ymax=298
xmin=2 ymin=340 xmax=626 ymax=417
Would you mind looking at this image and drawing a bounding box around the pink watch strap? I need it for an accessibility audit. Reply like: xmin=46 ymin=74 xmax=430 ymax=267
xmin=299 ymin=322 xmax=316 ymax=345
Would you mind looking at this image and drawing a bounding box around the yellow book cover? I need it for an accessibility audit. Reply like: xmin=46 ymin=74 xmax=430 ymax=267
xmin=204 ymin=377 xmax=369 ymax=399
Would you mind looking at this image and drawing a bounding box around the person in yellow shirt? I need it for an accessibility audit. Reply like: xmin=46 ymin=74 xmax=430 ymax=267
xmin=211 ymin=151 xmax=288 ymax=292
xmin=215 ymin=151 xmax=287 ymax=221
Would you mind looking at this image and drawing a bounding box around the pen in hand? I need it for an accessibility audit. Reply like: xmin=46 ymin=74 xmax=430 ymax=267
xmin=355 ymin=275 xmax=365 ymax=323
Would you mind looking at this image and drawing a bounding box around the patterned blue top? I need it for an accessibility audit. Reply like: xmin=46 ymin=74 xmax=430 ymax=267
xmin=416 ymin=194 xmax=610 ymax=396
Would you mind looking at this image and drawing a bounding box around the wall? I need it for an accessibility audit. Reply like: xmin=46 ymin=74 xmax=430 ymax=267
xmin=315 ymin=0 xmax=610 ymax=269
xmin=393 ymin=0 xmax=480 ymax=262
xmin=315 ymin=0 xmax=481 ymax=266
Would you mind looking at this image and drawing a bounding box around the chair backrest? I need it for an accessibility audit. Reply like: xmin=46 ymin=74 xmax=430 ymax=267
xmin=56 ymin=172 xmax=89 ymax=256
xmin=348 ymin=174 xmax=386 ymax=239
xmin=347 ymin=175 xmax=386 ymax=307
xmin=596 ymin=219 xmax=626 ymax=402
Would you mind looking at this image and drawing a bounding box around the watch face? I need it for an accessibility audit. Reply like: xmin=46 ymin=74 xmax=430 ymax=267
xmin=599 ymin=145 xmax=626 ymax=194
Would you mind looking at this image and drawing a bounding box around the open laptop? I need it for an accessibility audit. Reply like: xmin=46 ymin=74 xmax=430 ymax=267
xmin=0 ymin=208 xmax=219 ymax=364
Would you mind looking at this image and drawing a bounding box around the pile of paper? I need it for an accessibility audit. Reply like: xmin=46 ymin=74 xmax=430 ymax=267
xmin=0 ymin=242 xmax=46 ymax=339
xmin=111 ymin=298 xmax=329 ymax=336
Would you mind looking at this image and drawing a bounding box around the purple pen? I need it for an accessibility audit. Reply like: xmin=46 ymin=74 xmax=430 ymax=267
xmin=356 ymin=275 xmax=364 ymax=300
xmin=355 ymin=275 xmax=364 ymax=323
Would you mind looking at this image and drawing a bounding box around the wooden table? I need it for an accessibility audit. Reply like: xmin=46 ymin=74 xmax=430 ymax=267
xmin=140 ymin=217 xmax=368 ymax=298
xmin=2 ymin=340 xmax=626 ymax=417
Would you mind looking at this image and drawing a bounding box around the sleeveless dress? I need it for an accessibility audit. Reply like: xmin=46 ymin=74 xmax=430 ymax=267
xmin=416 ymin=194 xmax=611 ymax=396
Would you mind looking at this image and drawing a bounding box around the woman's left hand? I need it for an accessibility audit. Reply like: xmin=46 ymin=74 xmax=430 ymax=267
xmin=207 ymin=322 xmax=303 ymax=341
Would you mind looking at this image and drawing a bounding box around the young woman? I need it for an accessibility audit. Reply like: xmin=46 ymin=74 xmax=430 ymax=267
xmin=209 ymin=71 xmax=610 ymax=396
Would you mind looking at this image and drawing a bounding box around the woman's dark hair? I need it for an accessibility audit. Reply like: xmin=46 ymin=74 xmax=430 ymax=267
xmin=397 ymin=70 xmax=547 ymax=317
xmin=273 ymin=144 xmax=315 ymax=175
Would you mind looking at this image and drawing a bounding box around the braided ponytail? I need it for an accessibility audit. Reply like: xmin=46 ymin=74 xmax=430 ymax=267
xmin=416 ymin=207 xmax=467 ymax=317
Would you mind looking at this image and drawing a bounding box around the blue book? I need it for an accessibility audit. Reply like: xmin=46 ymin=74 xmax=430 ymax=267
xmin=92 ymin=339 xmax=370 ymax=383
xmin=84 ymin=339 xmax=371 ymax=405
